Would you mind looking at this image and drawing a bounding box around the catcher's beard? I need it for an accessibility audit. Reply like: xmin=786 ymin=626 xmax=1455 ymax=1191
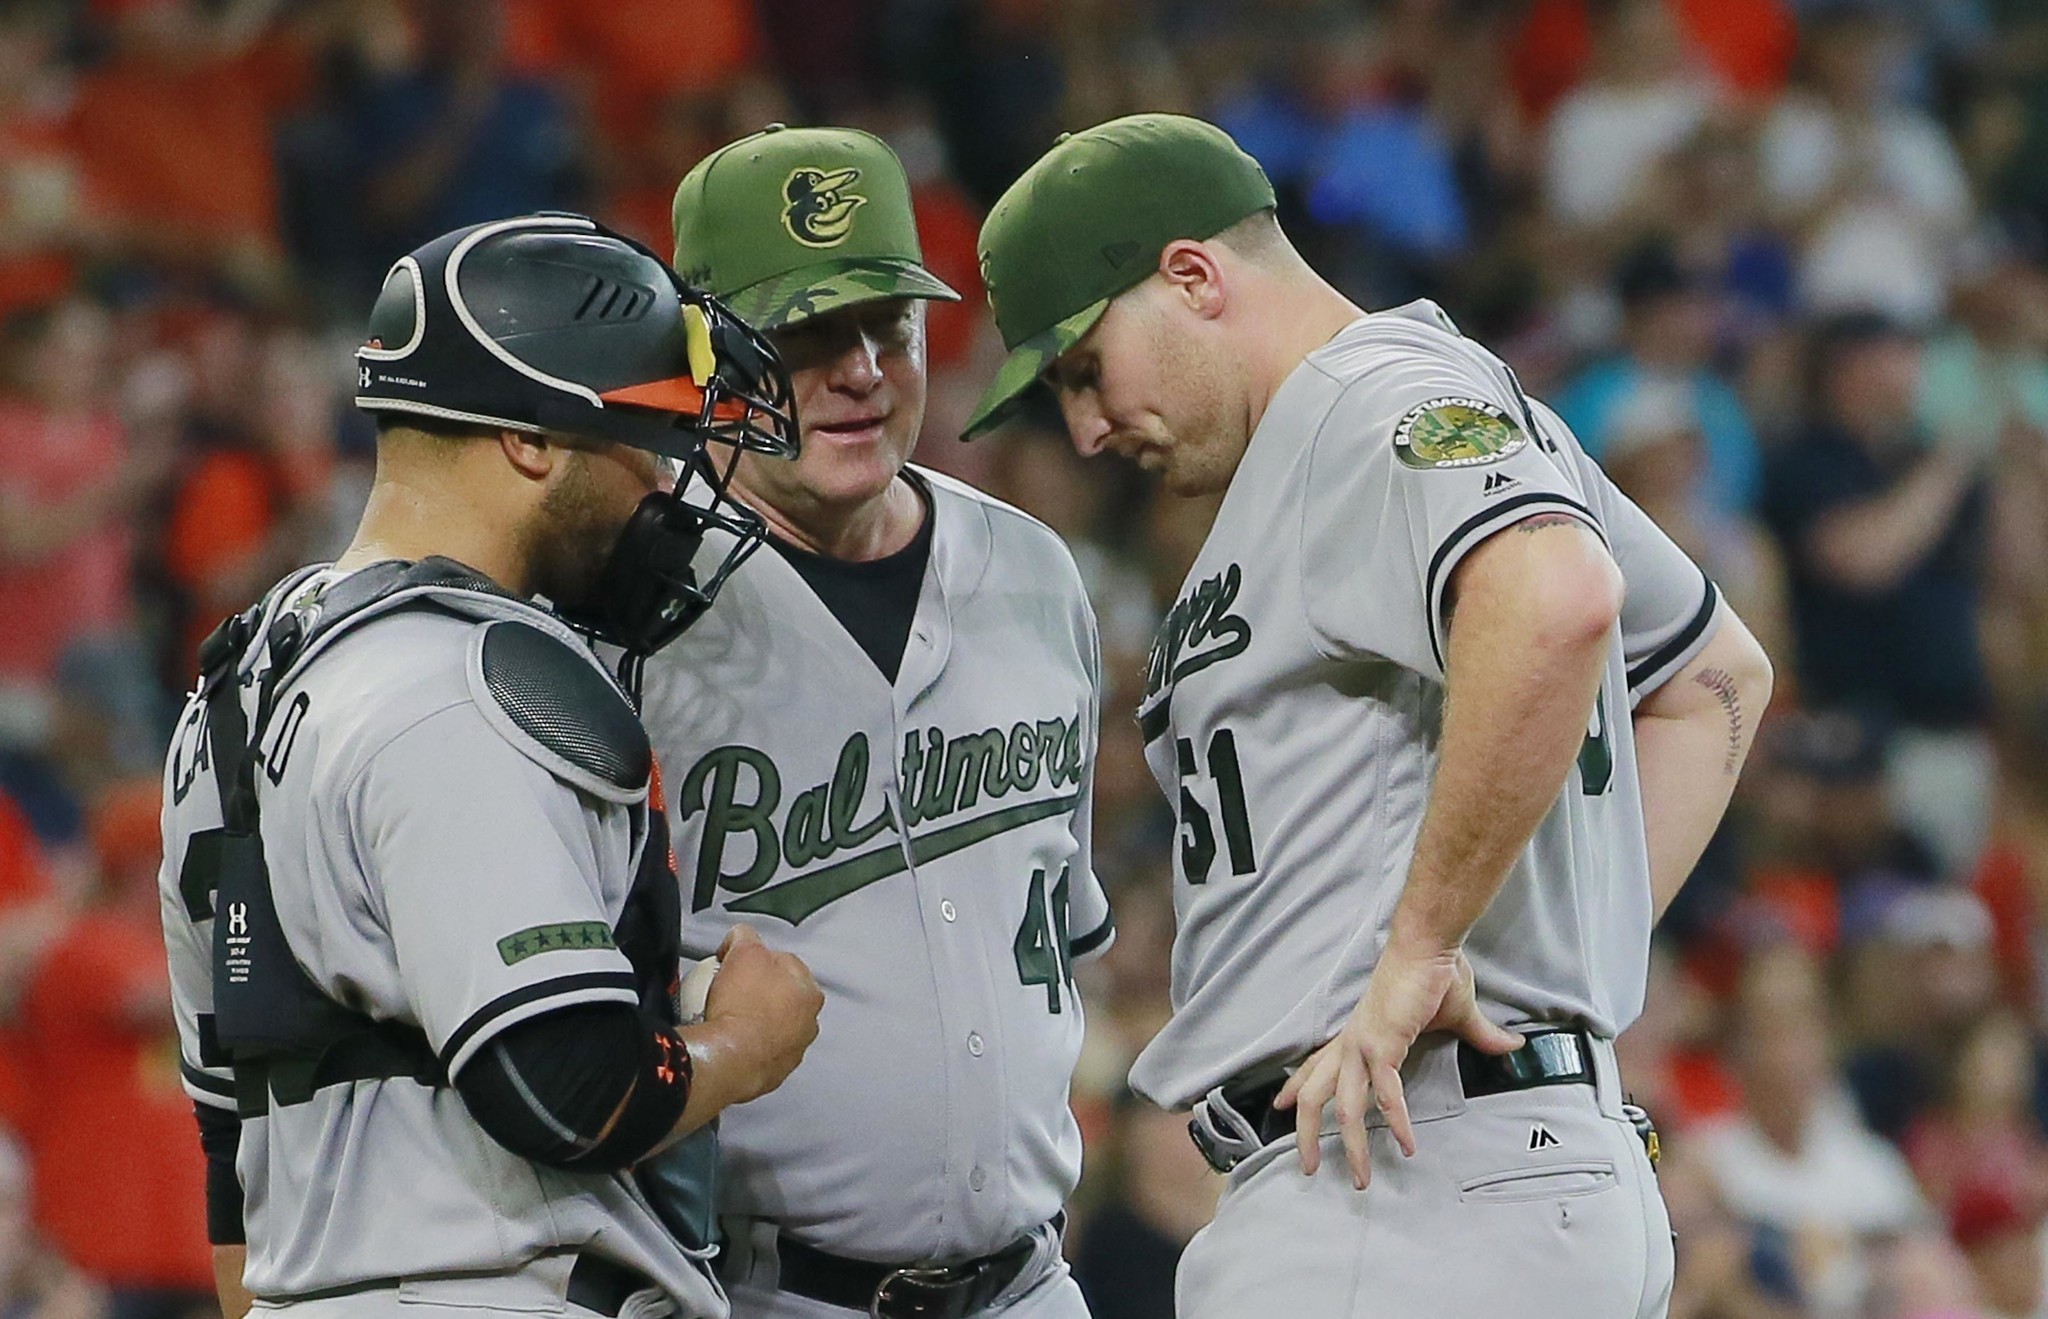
xmin=523 ymin=449 xmax=632 ymax=616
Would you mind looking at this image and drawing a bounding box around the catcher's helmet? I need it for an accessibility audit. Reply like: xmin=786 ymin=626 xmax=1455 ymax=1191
xmin=352 ymin=212 xmax=798 ymax=661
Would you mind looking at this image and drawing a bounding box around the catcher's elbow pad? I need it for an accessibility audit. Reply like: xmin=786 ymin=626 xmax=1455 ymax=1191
xmin=578 ymin=1025 xmax=695 ymax=1171
xmin=459 ymin=1005 xmax=691 ymax=1171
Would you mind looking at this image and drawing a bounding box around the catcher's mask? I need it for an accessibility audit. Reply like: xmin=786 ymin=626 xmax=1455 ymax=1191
xmin=352 ymin=212 xmax=798 ymax=674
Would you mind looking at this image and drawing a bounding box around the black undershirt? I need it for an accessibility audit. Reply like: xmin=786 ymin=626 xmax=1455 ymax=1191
xmin=768 ymin=478 xmax=934 ymax=683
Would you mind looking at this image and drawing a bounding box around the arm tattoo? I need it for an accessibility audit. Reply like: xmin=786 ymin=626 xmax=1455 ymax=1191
xmin=1447 ymin=513 xmax=1589 ymax=627
xmin=1692 ymin=666 xmax=1744 ymax=776
xmin=1513 ymin=513 xmax=1583 ymax=534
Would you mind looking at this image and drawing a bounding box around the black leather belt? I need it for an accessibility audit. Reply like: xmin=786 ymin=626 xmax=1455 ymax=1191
xmin=566 ymin=1254 xmax=661 ymax=1317
xmin=769 ymin=1215 xmax=1060 ymax=1318
xmin=1225 ymin=1027 xmax=1599 ymax=1150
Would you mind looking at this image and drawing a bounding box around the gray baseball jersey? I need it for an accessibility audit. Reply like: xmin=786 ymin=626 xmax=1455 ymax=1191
xmin=159 ymin=568 xmax=725 ymax=1315
xmin=1127 ymin=302 xmax=1722 ymax=1110
xmin=636 ymin=467 xmax=1112 ymax=1264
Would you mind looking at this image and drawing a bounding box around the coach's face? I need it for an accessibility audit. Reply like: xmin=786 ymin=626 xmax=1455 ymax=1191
xmin=1046 ymin=253 xmax=1244 ymax=497
xmin=737 ymin=298 xmax=927 ymax=518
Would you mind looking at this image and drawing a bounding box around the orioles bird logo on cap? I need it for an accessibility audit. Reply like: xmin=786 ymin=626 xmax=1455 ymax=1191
xmin=782 ymin=167 xmax=866 ymax=248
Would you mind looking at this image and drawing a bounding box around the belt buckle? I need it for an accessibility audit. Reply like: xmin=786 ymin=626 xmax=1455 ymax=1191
xmin=870 ymin=1264 xmax=967 ymax=1319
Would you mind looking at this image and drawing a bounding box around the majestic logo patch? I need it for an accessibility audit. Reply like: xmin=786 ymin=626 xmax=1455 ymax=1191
xmin=1394 ymin=396 xmax=1528 ymax=470
xmin=497 ymin=921 xmax=616 ymax=965
xmin=1528 ymin=1123 xmax=1561 ymax=1151
xmin=782 ymin=167 xmax=867 ymax=248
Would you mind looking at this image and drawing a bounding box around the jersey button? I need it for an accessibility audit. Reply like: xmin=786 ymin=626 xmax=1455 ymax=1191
xmin=941 ymin=900 xmax=957 ymax=922
xmin=967 ymin=1032 xmax=984 ymax=1056
xmin=969 ymin=1167 xmax=987 ymax=1192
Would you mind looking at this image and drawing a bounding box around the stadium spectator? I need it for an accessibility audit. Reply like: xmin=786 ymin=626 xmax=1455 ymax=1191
xmin=0 ymin=7 xmax=86 ymax=323
xmin=1543 ymin=0 xmax=1719 ymax=235
xmin=66 ymin=0 xmax=302 ymax=288
xmin=1839 ymin=885 xmax=2001 ymax=1147
xmin=14 ymin=779 xmax=210 ymax=1319
xmin=152 ymin=309 xmax=327 ymax=681
xmin=1764 ymin=313 xmax=1996 ymax=876
xmin=1760 ymin=4 xmax=1973 ymax=323
xmin=1696 ymin=943 xmax=1928 ymax=1315
xmin=0 ymin=301 xmax=155 ymax=693
xmin=344 ymin=0 xmax=581 ymax=271
xmin=1658 ymin=1142 xmax=1805 ymax=1319
xmin=0 ymin=1129 xmax=106 ymax=1319
xmin=1555 ymin=241 xmax=1762 ymax=516
xmin=1921 ymin=247 xmax=2048 ymax=721
xmin=1644 ymin=119 xmax=1799 ymax=341
xmin=1904 ymin=1009 xmax=2048 ymax=1220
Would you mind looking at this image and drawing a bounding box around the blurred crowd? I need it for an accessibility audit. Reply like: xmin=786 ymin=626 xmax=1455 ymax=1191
xmin=2 ymin=0 xmax=2048 ymax=1316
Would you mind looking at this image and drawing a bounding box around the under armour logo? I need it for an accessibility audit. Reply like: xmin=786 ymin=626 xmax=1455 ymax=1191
xmin=226 ymin=902 xmax=249 ymax=936
xmin=1528 ymin=1123 xmax=1560 ymax=1151
xmin=358 ymin=365 xmax=371 ymax=389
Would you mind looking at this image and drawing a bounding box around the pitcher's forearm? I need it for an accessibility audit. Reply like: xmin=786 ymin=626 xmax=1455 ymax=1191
xmin=1632 ymin=612 xmax=1773 ymax=917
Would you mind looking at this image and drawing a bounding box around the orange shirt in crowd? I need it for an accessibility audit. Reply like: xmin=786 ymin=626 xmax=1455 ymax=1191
xmin=911 ymin=181 xmax=985 ymax=369
xmin=0 ymin=402 xmax=132 ymax=684
xmin=66 ymin=13 xmax=306 ymax=258
xmin=17 ymin=910 xmax=211 ymax=1290
xmin=161 ymin=445 xmax=291 ymax=666
xmin=1509 ymin=0 xmax=1796 ymax=123
xmin=546 ymin=0 xmax=762 ymax=152
xmin=0 ymin=789 xmax=52 ymax=1137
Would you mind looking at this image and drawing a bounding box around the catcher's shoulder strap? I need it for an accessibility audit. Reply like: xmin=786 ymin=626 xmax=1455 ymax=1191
xmin=183 ymin=558 xmax=543 ymax=1115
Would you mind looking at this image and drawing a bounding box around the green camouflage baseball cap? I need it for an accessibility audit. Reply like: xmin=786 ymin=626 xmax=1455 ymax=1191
xmin=962 ymin=114 xmax=1275 ymax=440
xmin=672 ymin=124 xmax=959 ymax=332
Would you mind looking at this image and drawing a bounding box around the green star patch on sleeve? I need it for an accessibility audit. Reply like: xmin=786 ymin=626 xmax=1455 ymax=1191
xmin=497 ymin=921 xmax=616 ymax=966
xmin=1393 ymin=396 xmax=1528 ymax=469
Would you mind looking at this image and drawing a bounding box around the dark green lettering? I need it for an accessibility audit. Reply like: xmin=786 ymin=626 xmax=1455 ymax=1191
xmin=946 ymin=730 xmax=1009 ymax=810
xmin=1036 ymin=718 xmax=1069 ymax=788
xmin=782 ymin=785 xmax=831 ymax=868
xmin=729 ymin=793 xmax=1079 ymax=925
xmin=901 ymin=728 xmax=953 ymax=826
xmin=1007 ymin=723 xmax=1040 ymax=791
xmin=679 ymin=746 xmax=781 ymax=911
xmin=828 ymin=733 xmax=891 ymax=848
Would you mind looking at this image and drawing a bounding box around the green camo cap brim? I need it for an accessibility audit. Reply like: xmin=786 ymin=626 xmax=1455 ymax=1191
xmin=960 ymin=299 xmax=1108 ymax=441
xmin=724 ymin=257 xmax=959 ymax=331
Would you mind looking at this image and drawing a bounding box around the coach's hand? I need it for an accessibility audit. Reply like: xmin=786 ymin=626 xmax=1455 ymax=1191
xmin=1274 ymin=937 xmax=1521 ymax=1190
xmin=689 ymin=925 xmax=824 ymax=1110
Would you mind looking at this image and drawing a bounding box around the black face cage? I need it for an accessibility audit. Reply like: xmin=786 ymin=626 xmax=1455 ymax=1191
xmin=566 ymin=443 xmax=772 ymax=704
xmin=549 ymin=220 xmax=795 ymax=693
xmin=684 ymin=287 xmax=800 ymax=460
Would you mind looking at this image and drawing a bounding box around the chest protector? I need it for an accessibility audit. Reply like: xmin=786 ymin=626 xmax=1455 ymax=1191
xmin=178 ymin=559 xmax=682 ymax=1117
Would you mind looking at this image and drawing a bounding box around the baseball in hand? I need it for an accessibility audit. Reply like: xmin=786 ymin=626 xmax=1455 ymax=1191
xmin=678 ymin=956 xmax=722 ymax=1022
